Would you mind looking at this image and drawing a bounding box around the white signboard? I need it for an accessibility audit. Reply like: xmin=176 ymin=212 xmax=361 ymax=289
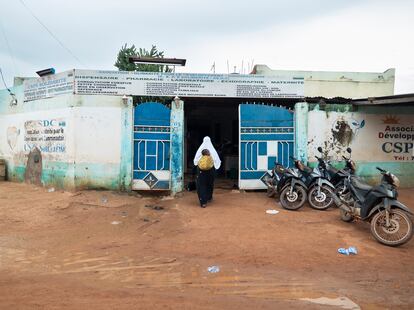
xmin=24 ymin=118 xmax=66 ymax=153
xmin=23 ymin=71 xmax=74 ymax=102
xmin=308 ymin=111 xmax=414 ymax=162
xmin=357 ymin=114 xmax=414 ymax=162
xmin=74 ymin=69 xmax=304 ymax=98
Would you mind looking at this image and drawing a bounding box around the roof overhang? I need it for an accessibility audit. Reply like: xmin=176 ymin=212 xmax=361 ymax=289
xmin=353 ymin=93 xmax=414 ymax=105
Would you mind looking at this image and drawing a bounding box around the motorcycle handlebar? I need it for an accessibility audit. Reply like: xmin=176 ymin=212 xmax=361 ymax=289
xmin=376 ymin=166 xmax=386 ymax=173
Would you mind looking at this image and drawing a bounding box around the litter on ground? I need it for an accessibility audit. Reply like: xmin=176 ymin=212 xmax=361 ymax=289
xmin=266 ymin=209 xmax=280 ymax=215
xmin=338 ymin=247 xmax=358 ymax=255
xmin=207 ymin=266 xmax=220 ymax=273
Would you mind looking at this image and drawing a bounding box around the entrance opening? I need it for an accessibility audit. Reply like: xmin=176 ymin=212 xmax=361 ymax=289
xmin=183 ymin=97 xmax=297 ymax=190
xmin=184 ymin=98 xmax=239 ymax=189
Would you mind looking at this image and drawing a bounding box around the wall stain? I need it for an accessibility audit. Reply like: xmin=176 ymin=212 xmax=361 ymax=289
xmin=24 ymin=147 xmax=42 ymax=186
xmin=331 ymin=119 xmax=353 ymax=146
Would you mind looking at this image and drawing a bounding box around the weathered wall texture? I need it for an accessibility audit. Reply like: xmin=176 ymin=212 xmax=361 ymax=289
xmin=254 ymin=65 xmax=395 ymax=99
xmin=306 ymin=104 xmax=414 ymax=187
xmin=0 ymin=87 xmax=132 ymax=190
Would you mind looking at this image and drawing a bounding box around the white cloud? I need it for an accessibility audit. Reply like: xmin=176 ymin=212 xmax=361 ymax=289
xmin=181 ymin=0 xmax=414 ymax=93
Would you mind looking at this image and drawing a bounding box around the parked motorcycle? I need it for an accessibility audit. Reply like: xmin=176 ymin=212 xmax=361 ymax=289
xmin=265 ymin=163 xmax=286 ymax=198
xmin=306 ymin=147 xmax=336 ymax=210
xmin=278 ymin=157 xmax=312 ymax=211
xmin=334 ymin=167 xmax=413 ymax=246
xmin=325 ymin=147 xmax=356 ymax=198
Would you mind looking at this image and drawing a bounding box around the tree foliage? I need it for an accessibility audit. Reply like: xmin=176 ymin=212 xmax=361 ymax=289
xmin=114 ymin=44 xmax=173 ymax=104
xmin=114 ymin=44 xmax=172 ymax=73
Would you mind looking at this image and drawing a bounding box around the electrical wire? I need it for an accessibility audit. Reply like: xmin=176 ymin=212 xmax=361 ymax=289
xmin=19 ymin=0 xmax=85 ymax=67
xmin=0 ymin=19 xmax=18 ymax=76
xmin=0 ymin=67 xmax=14 ymax=95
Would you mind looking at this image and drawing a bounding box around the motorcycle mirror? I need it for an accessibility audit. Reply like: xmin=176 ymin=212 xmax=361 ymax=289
xmin=317 ymin=146 xmax=323 ymax=153
xmin=346 ymin=147 xmax=352 ymax=153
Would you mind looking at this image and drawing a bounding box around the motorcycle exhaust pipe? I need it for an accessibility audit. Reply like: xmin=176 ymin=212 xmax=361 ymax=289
xmin=338 ymin=204 xmax=352 ymax=213
xmin=331 ymin=192 xmax=352 ymax=212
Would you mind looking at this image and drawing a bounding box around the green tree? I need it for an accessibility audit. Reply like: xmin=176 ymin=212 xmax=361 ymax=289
xmin=114 ymin=44 xmax=172 ymax=73
xmin=114 ymin=44 xmax=173 ymax=104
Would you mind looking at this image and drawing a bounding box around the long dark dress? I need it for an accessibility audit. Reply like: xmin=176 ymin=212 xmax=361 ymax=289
xmin=196 ymin=167 xmax=215 ymax=207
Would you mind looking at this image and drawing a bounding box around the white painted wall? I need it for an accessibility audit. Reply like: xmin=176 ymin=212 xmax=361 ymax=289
xmin=74 ymin=107 xmax=122 ymax=164
xmin=0 ymin=91 xmax=128 ymax=189
xmin=254 ymin=65 xmax=395 ymax=99
xmin=0 ymin=107 xmax=76 ymax=167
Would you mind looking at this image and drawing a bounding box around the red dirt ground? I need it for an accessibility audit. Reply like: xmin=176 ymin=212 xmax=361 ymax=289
xmin=0 ymin=182 xmax=413 ymax=309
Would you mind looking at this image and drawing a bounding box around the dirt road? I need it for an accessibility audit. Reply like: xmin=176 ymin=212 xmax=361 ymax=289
xmin=0 ymin=182 xmax=413 ymax=309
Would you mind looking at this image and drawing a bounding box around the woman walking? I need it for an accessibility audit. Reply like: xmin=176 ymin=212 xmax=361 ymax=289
xmin=193 ymin=136 xmax=221 ymax=208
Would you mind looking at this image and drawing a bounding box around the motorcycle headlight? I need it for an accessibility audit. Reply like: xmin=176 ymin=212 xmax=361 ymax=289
xmin=276 ymin=165 xmax=285 ymax=174
xmin=390 ymin=174 xmax=400 ymax=188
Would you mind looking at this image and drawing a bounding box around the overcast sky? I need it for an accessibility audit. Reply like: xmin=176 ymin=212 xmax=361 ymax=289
xmin=1 ymin=0 xmax=413 ymax=93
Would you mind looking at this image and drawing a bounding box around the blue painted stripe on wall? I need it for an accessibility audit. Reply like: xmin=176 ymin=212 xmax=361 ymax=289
xmin=165 ymin=143 xmax=171 ymax=169
xmin=157 ymin=142 xmax=164 ymax=170
xmin=240 ymin=142 xmax=246 ymax=170
xmin=259 ymin=142 xmax=267 ymax=155
xmin=146 ymin=156 xmax=157 ymax=170
xmin=240 ymin=171 xmax=266 ymax=179
xmin=246 ymin=143 xmax=252 ymax=170
xmin=252 ymin=142 xmax=258 ymax=170
xmin=241 ymin=120 xmax=294 ymax=127
xmin=268 ymin=156 xmax=277 ymax=170
xmin=134 ymin=133 xmax=171 ymax=140
xmin=133 ymin=142 xmax=139 ymax=170
xmin=133 ymin=171 xmax=150 ymax=179
xmin=138 ymin=141 xmax=145 ymax=170
xmin=240 ymin=104 xmax=294 ymax=122
xmin=284 ymin=142 xmax=290 ymax=167
xmin=241 ymin=134 xmax=294 ymax=141
xmin=147 ymin=141 xmax=157 ymax=155
xmin=134 ymin=102 xmax=171 ymax=127
xmin=153 ymin=180 xmax=170 ymax=190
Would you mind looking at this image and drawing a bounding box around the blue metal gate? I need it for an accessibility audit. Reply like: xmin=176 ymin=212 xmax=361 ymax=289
xmin=132 ymin=102 xmax=171 ymax=190
xmin=239 ymin=103 xmax=294 ymax=190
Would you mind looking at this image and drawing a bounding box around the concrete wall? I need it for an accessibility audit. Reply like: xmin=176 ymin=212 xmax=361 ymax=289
xmin=297 ymin=102 xmax=414 ymax=187
xmin=0 ymin=86 xmax=132 ymax=190
xmin=254 ymin=65 xmax=395 ymax=99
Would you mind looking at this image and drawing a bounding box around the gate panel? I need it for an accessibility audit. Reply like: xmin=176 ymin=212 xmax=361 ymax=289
xmin=132 ymin=102 xmax=171 ymax=190
xmin=239 ymin=104 xmax=294 ymax=190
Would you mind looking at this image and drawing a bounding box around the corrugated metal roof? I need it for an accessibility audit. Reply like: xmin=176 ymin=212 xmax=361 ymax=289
xmin=352 ymin=93 xmax=414 ymax=105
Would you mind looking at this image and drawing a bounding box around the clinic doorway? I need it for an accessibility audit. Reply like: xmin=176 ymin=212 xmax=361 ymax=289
xmin=184 ymin=98 xmax=239 ymax=189
xmin=183 ymin=97 xmax=298 ymax=190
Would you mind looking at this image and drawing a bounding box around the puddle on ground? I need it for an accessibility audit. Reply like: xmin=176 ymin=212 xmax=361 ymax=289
xmin=300 ymin=297 xmax=360 ymax=309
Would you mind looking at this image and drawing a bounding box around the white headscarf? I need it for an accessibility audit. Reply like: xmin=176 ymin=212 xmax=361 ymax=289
xmin=193 ymin=136 xmax=221 ymax=169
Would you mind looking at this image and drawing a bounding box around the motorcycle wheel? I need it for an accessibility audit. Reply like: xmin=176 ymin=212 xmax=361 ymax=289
xmin=267 ymin=187 xmax=276 ymax=198
xmin=340 ymin=209 xmax=353 ymax=222
xmin=370 ymin=209 xmax=413 ymax=247
xmin=308 ymin=185 xmax=334 ymax=210
xmin=280 ymin=185 xmax=307 ymax=211
xmin=335 ymin=181 xmax=348 ymax=196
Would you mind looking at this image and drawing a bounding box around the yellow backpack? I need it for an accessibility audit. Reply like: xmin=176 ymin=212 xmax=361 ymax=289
xmin=198 ymin=155 xmax=214 ymax=171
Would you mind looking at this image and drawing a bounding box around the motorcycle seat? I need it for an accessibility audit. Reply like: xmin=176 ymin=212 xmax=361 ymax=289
xmin=328 ymin=167 xmax=339 ymax=174
xmin=300 ymin=166 xmax=312 ymax=174
xmin=351 ymin=177 xmax=373 ymax=191
xmin=296 ymin=161 xmax=312 ymax=174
